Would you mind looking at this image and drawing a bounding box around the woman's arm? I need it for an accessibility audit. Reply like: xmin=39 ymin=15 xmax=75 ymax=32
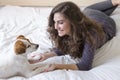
xmin=53 ymin=48 xmax=65 ymax=56
xmin=55 ymin=64 xmax=79 ymax=70
xmin=43 ymin=51 xmax=57 ymax=59
xmin=29 ymin=51 xmax=57 ymax=63
xmin=44 ymin=43 xmax=95 ymax=71
xmin=29 ymin=48 xmax=65 ymax=63
xmin=44 ymin=64 xmax=79 ymax=72
xmin=76 ymin=43 xmax=95 ymax=70
xmin=40 ymin=48 xmax=65 ymax=61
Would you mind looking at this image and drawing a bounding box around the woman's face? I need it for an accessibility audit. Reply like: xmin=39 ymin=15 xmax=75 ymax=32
xmin=53 ymin=12 xmax=71 ymax=37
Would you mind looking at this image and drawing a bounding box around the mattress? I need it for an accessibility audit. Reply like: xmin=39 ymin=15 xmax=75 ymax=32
xmin=0 ymin=5 xmax=120 ymax=80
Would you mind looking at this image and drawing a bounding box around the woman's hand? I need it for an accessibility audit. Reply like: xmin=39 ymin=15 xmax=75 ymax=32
xmin=28 ymin=53 xmax=47 ymax=64
xmin=28 ymin=52 xmax=57 ymax=64
xmin=44 ymin=64 xmax=56 ymax=72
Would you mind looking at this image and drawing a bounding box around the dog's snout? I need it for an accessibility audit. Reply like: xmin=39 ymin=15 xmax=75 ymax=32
xmin=36 ymin=44 xmax=39 ymax=48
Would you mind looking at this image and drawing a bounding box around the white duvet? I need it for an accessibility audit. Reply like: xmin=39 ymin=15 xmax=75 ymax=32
xmin=0 ymin=5 xmax=120 ymax=80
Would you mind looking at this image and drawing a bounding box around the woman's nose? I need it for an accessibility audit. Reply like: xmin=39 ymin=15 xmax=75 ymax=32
xmin=54 ymin=23 xmax=58 ymax=29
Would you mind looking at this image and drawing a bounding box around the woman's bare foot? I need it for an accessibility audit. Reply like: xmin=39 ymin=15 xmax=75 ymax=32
xmin=111 ymin=0 xmax=120 ymax=6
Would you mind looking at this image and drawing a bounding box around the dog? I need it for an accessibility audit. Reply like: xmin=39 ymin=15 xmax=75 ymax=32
xmin=0 ymin=35 xmax=49 ymax=79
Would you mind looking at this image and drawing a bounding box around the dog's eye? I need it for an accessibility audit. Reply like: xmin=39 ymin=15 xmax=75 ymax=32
xmin=27 ymin=45 xmax=31 ymax=48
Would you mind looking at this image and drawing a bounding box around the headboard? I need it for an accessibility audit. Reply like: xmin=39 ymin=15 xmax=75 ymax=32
xmin=0 ymin=0 xmax=105 ymax=7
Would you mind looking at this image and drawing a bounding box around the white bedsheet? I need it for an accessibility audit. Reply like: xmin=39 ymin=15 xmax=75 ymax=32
xmin=0 ymin=5 xmax=120 ymax=80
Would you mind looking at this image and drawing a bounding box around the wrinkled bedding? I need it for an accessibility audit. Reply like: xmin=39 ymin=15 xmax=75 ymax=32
xmin=0 ymin=5 xmax=120 ymax=80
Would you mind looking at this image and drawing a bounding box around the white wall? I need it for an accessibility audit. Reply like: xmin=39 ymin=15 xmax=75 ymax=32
xmin=0 ymin=0 xmax=105 ymax=6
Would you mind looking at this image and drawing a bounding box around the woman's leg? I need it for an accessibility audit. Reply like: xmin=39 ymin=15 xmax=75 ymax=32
xmin=86 ymin=0 xmax=118 ymax=16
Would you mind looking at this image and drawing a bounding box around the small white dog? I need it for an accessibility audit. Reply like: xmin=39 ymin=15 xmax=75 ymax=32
xmin=0 ymin=35 xmax=49 ymax=79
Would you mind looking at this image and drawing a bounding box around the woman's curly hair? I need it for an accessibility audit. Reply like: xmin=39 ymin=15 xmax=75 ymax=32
xmin=47 ymin=1 xmax=105 ymax=58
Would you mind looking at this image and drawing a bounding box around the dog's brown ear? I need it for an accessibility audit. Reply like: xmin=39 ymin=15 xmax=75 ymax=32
xmin=14 ymin=40 xmax=26 ymax=55
xmin=17 ymin=35 xmax=25 ymax=39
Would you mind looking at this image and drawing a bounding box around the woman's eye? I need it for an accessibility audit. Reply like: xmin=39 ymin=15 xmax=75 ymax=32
xmin=59 ymin=21 xmax=63 ymax=24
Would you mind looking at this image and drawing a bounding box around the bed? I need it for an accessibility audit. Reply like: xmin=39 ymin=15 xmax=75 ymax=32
xmin=0 ymin=0 xmax=120 ymax=80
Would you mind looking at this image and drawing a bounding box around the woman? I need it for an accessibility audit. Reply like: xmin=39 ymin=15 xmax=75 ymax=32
xmin=30 ymin=0 xmax=119 ymax=71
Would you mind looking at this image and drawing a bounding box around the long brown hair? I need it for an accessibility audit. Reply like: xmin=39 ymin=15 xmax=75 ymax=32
xmin=47 ymin=1 xmax=105 ymax=58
